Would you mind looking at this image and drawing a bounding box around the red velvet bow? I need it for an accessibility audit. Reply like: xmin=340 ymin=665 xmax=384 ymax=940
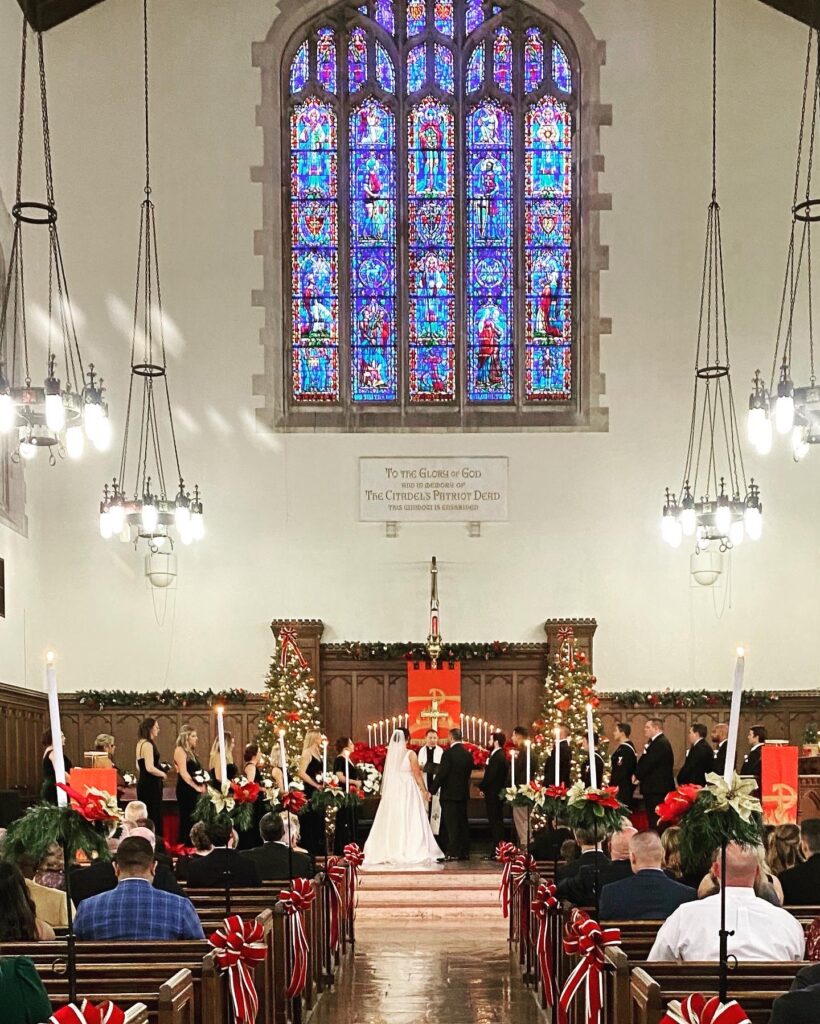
xmin=56 ymin=783 xmax=119 ymax=823
xmin=279 ymin=627 xmax=309 ymax=668
xmin=496 ymin=841 xmax=518 ymax=919
xmin=49 ymin=1001 xmax=125 ymax=1024
xmin=532 ymin=883 xmax=560 ymax=1007
xmin=660 ymin=995 xmax=751 ymax=1024
xmin=282 ymin=789 xmax=307 ymax=814
xmin=209 ymin=915 xmax=267 ymax=1024
xmin=343 ymin=843 xmax=364 ymax=933
xmin=583 ymin=787 xmax=622 ymax=809
xmin=559 ymin=910 xmax=621 ymax=1024
xmin=231 ymin=780 xmax=262 ymax=804
xmin=279 ymin=878 xmax=316 ymax=999
xmin=656 ymin=784 xmax=703 ymax=826
xmin=324 ymin=856 xmax=347 ymax=952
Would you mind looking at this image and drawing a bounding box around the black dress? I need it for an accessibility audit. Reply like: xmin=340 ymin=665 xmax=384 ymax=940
xmin=176 ymin=753 xmax=202 ymax=843
xmin=236 ymin=764 xmax=266 ymax=851
xmin=208 ymin=763 xmax=238 ymax=789
xmin=299 ymin=754 xmax=325 ymax=858
xmin=137 ymin=740 xmax=165 ymax=833
xmin=333 ymin=755 xmax=360 ymax=853
xmin=41 ymin=750 xmax=74 ymax=804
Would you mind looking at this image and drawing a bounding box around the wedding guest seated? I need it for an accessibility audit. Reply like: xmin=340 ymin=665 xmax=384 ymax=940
xmin=16 ymin=854 xmax=74 ymax=928
xmin=660 ymin=826 xmax=704 ymax=890
xmin=767 ymin=822 xmax=803 ymax=877
xmin=649 ymin=842 xmax=805 ymax=961
xmin=560 ymin=838 xmax=581 ymax=866
xmin=697 ymin=844 xmax=783 ymax=905
xmin=556 ymin=827 xmax=610 ymax=893
xmin=0 ymin=956 xmax=52 ymax=1024
xmin=532 ymin=824 xmax=573 ymax=861
xmin=241 ymin=812 xmax=313 ymax=880
xmin=74 ymin=837 xmax=204 ymax=941
xmin=123 ymin=800 xmax=148 ymax=830
xmin=138 ymin=818 xmax=173 ymax=870
xmin=779 ymin=819 xmax=820 ymax=905
xmin=33 ymin=843 xmax=65 ymax=892
xmin=768 ymin=962 xmax=820 ymax=1023
xmin=599 ymin=831 xmax=696 ymax=921
xmin=185 ymin=818 xmax=262 ymax=888
xmin=175 ymin=821 xmax=214 ymax=881
xmin=562 ymin=827 xmax=635 ymax=908
xmin=0 ymin=863 xmax=56 ymax=941
xmin=70 ymin=827 xmax=182 ymax=904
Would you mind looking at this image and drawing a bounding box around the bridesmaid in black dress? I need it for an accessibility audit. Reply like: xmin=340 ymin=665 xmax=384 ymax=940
xmin=237 ymin=743 xmax=269 ymax=850
xmin=41 ymin=729 xmax=73 ymax=804
xmin=333 ymin=736 xmax=362 ymax=853
xmin=208 ymin=732 xmax=238 ymax=790
xmin=297 ymin=731 xmax=326 ymax=858
xmin=173 ymin=726 xmax=207 ymax=843
xmin=136 ymin=718 xmax=167 ymax=835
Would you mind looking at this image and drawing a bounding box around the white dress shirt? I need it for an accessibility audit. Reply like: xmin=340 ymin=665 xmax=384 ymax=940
xmin=648 ymin=887 xmax=805 ymax=962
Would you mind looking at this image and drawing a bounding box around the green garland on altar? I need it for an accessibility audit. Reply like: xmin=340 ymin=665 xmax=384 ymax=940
xmin=339 ymin=641 xmax=514 ymax=661
xmin=605 ymin=689 xmax=780 ymax=709
xmin=75 ymin=688 xmax=253 ymax=710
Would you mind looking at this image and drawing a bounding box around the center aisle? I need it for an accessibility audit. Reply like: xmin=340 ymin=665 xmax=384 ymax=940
xmin=307 ymin=926 xmax=544 ymax=1024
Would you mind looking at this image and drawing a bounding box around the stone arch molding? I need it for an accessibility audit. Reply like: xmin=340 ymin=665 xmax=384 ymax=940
xmin=251 ymin=0 xmax=611 ymax=433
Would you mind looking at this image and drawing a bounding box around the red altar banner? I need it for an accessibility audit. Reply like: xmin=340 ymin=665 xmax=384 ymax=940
xmin=761 ymin=745 xmax=799 ymax=826
xmin=68 ymin=767 xmax=118 ymax=798
xmin=407 ymin=663 xmax=461 ymax=740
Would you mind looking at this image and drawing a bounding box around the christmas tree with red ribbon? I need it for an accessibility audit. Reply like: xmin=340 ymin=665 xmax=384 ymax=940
xmin=256 ymin=628 xmax=323 ymax=764
xmin=532 ymin=626 xmax=606 ymax=783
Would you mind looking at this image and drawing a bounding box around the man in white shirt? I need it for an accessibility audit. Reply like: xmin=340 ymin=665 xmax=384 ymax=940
xmin=649 ymin=842 xmax=805 ymax=962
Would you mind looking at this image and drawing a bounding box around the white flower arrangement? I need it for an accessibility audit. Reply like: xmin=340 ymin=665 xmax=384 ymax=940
xmin=358 ymin=762 xmax=382 ymax=795
xmin=193 ymin=770 xmax=209 ymax=786
xmin=121 ymin=772 xmax=137 ymax=787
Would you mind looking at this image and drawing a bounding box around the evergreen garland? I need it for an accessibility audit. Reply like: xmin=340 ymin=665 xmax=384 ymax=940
xmin=2 ymin=803 xmax=110 ymax=867
xmin=606 ymin=689 xmax=780 ymax=709
xmin=75 ymin=688 xmax=252 ymax=710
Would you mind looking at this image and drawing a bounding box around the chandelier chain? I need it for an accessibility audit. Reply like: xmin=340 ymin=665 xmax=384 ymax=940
xmin=143 ymin=0 xmax=150 ymax=194
xmin=711 ymin=0 xmax=717 ymax=202
xmin=15 ymin=20 xmax=26 ymax=205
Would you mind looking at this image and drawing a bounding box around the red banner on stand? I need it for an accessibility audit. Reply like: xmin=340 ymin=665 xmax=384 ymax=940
xmin=761 ymin=745 xmax=798 ymax=826
xmin=407 ymin=663 xmax=461 ymax=740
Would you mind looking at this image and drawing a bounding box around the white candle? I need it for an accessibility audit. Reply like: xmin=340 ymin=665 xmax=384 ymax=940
xmin=379 ymin=720 xmax=384 ymax=744
xmin=724 ymin=647 xmax=746 ymax=786
xmin=471 ymin=716 xmax=476 ymax=743
xmin=525 ymin=739 xmax=531 ymax=785
xmin=278 ymin=729 xmax=289 ymax=791
xmin=345 ymin=755 xmax=350 ymax=792
xmin=585 ymin=704 xmax=597 ymax=789
xmin=511 ymin=750 xmax=516 ymax=787
xmin=216 ymin=706 xmax=228 ymax=791
xmin=367 ymin=724 xmax=373 ymax=746
xmin=554 ymin=725 xmax=561 ymax=786
xmin=404 ymin=713 xmax=409 ymax=729
xmin=45 ymin=652 xmax=68 ymax=808
xmin=460 ymin=712 xmax=464 ymax=734
xmin=321 ymin=737 xmax=328 ymax=778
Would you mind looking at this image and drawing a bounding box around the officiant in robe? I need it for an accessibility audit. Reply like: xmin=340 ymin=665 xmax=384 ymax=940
xmin=417 ymin=729 xmax=443 ymax=836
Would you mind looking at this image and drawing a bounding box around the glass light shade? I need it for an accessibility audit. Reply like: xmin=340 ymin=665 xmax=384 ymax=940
xmin=83 ymin=401 xmax=104 ymax=440
xmin=65 ymin=425 xmax=85 ymax=460
xmin=91 ymin=415 xmax=112 ymax=453
xmin=661 ymin=514 xmax=682 ymax=548
xmin=45 ymin=393 xmax=66 ymax=432
xmin=174 ymin=504 xmax=191 ymax=531
xmin=680 ymin=507 xmax=697 ymax=536
xmin=141 ymin=503 xmax=159 ymax=533
xmin=99 ymin=510 xmax=113 ymax=539
xmin=754 ymin=415 xmax=773 ymax=455
xmin=744 ymin=505 xmax=763 ymax=540
xmin=792 ymin=426 xmax=810 ymax=461
xmin=119 ymin=524 xmax=132 ymax=543
xmin=729 ymin=519 xmax=744 ymax=546
xmin=715 ymin=504 xmax=732 ymax=535
xmin=0 ymin=393 xmax=15 ymax=433
xmin=190 ymin=511 xmax=205 ymax=540
xmin=180 ymin=526 xmax=193 ymax=546
xmin=19 ymin=440 xmax=37 ymax=460
xmin=775 ymin=394 xmax=795 ymax=435
xmin=747 ymin=407 xmax=765 ymax=448
xmin=108 ymin=503 xmax=126 ymax=534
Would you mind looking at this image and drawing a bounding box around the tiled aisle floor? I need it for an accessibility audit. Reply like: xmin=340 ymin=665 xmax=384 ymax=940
xmin=308 ymin=926 xmax=544 ymax=1024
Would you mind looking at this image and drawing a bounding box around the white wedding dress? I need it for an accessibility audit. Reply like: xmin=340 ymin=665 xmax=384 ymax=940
xmin=363 ymin=732 xmax=444 ymax=868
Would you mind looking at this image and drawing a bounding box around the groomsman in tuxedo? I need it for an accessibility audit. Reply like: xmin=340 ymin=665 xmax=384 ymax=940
xmin=636 ymin=718 xmax=675 ymax=831
xmin=510 ymin=726 xmax=531 ymax=847
xmin=712 ymin=723 xmax=729 ymax=777
xmin=676 ymin=723 xmax=715 ymax=787
xmin=544 ymin=725 xmax=572 ymax=788
xmin=740 ymin=725 xmax=766 ymax=792
xmin=479 ymin=731 xmax=508 ymax=857
xmin=609 ymin=722 xmax=637 ymax=809
xmin=580 ymin=733 xmax=605 ymax=790
xmin=417 ymin=729 xmax=443 ymax=838
xmin=431 ymin=728 xmax=474 ymax=861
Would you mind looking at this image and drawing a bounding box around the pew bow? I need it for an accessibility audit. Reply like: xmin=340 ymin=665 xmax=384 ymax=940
xmin=531 ymin=882 xmax=559 ymax=1007
xmin=495 ymin=841 xmax=517 ymax=918
xmin=208 ymin=914 xmax=267 ymax=1024
xmin=279 ymin=877 xmax=317 ymax=999
xmin=325 ymin=855 xmax=347 ymax=952
xmin=343 ymin=842 xmax=364 ymax=934
xmin=48 ymin=1001 xmax=125 ymax=1024
xmin=661 ymin=995 xmax=752 ymax=1024
xmin=558 ymin=910 xmax=621 ymax=1024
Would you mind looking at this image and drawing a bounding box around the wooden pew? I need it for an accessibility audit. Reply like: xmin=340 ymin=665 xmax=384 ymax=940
xmin=37 ymin=967 xmax=195 ymax=1024
xmin=125 ymin=1005 xmax=150 ymax=1024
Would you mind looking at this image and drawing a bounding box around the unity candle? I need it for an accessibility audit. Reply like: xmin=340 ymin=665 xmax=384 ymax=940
xmin=216 ymin=705 xmax=228 ymax=792
xmin=525 ymin=739 xmax=531 ymax=785
xmin=585 ymin=704 xmax=597 ymax=788
xmin=278 ymin=729 xmax=289 ymax=791
xmin=45 ymin=652 xmax=68 ymax=808
xmin=724 ymin=647 xmax=745 ymax=786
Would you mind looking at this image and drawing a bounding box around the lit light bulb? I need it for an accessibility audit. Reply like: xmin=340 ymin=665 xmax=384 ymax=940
xmin=775 ymin=394 xmax=795 ymax=435
xmin=661 ymin=514 xmax=682 ymax=548
xmin=747 ymin=406 xmax=765 ymax=448
xmin=119 ymin=524 xmax=132 ymax=543
xmin=680 ymin=507 xmax=697 ymax=536
xmin=84 ymin=400 xmax=104 ymax=441
xmin=0 ymin=393 xmax=15 ymax=433
xmin=754 ymin=415 xmax=773 ymax=456
xmin=92 ymin=415 xmax=112 ymax=453
xmin=99 ymin=510 xmax=113 ymax=539
xmin=744 ymin=505 xmax=763 ymax=541
xmin=65 ymin=425 xmax=85 ymax=460
xmin=715 ymin=504 xmax=732 ymax=535
xmin=729 ymin=519 xmax=744 ymax=546
xmin=141 ymin=503 xmax=159 ymax=533
xmin=174 ymin=504 xmax=191 ymax=532
xmin=180 ymin=526 xmax=193 ymax=546
xmin=19 ymin=439 xmax=37 ymax=460
xmin=45 ymin=393 xmax=66 ymax=432
xmin=108 ymin=503 xmax=125 ymax=535
xmin=792 ymin=425 xmax=810 ymax=461
xmin=190 ymin=511 xmax=205 ymax=540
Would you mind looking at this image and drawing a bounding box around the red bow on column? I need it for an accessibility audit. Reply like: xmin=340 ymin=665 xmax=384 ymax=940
xmin=279 ymin=627 xmax=308 ymax=668
xmin=495 ymin=842 xmax=517 ymax=918
xmin=531 ymin=882 xmax=560 ymax=1007
xmin=208 ymin=915 xmax=267 ymax=1024
xmin=49 ymin=1002 xmax=125 ymax=1024
xmin=279 ymin=877 xmax=317 ymax=999
xmin=343 ymin=842 xmax=364 ymax=933
xmin=558 ymin=910 xmax=621 ymax=1024
xmin=556 ymin=625 xmax=575 ymax=668
xmin=661 ymin=995 xmax=752 ymax=1024
xmin=324 ymin=855 xmax=347 ymax=952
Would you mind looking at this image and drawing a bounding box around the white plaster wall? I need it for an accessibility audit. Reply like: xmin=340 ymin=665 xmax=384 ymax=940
xmin=1 ymin=0 xmax=817 ymax=695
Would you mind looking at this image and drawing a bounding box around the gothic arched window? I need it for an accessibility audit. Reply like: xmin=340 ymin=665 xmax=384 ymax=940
xmin=262 ymin=0 xmax=608 ymax=431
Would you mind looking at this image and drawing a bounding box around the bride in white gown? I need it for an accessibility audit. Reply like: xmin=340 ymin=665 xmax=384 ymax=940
xmin=363 ymin=729 xmax=444 ymax=867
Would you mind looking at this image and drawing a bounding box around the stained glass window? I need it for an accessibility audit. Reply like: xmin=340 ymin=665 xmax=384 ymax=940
xmin=285 ymin=3 xmax=579 ymax=418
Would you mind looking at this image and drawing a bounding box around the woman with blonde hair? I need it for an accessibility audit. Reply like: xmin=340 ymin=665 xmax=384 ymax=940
xmin=208 ymin=732 xmax=237 ymax=789
xmin=174 ymin=726 xmax=207 ymax=842
xmin=297 ymin=730 xmax=325 ymax=857
xmin=767 ymin=823 xmax=803 ymax=877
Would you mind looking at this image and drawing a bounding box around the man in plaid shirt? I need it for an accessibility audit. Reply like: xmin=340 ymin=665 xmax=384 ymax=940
xmin=74 ymin=836 xmax=204 ymax=941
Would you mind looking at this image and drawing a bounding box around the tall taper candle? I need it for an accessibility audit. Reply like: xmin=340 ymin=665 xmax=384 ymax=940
xmin=321 ymin=737 xmax=328 ymax=778
xmin=525 ymin=739 xmax=531 ymax=785
xmin=45 ymin=652 xmax=67 ymax=807
xmin=511 ymin=750 xmax=516 ymax=787
xmin=724 ymin=647 xmax=745 ymax=786
xmin=554 ymin=725 xmax=561 ymax=786
xmin=345 ymin=754 xmax=350 ymax=792
xmin=278 ymin=729 xmax=289 ymax=791
xmin=460 ymin=713 xmax=464 ymax=734
xmin=471 ymin=716 xmax=477 ymax=743
xmin=585 ymin=704 xmax=597 ymax=788
xmin=216 ymin=706 xmax=228 ymax=791
xmin=367 ymin=724 xmax=373 ymax=747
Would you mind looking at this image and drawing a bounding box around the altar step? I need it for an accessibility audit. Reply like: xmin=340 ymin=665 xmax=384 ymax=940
xmin=356 ymin=866 xmax=503 ymax=921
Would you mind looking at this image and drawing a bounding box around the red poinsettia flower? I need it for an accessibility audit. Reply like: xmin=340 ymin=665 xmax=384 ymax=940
xmin=282 ymin=789 xmax=307 ymax=813
xmin=585 ymin=786 xmax=621 ymax=809
xmin=231 ymin=779 xmax=262 ymax=804
xmin=543 ymin=784 xmax=568 ymax=800
xmin=57 ymin=783 xmax=120 ymax=823
xmin=656 ymin=784 xmax=702 ymax=825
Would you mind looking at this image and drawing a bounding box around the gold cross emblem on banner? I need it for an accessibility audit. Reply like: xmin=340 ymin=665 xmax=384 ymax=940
xmin=420 ymin=690 xmax=449 ymax=732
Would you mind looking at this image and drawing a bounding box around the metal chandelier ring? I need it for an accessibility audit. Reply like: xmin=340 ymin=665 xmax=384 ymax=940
xmin=695 ymin=364 xmax=729 ymax=380
xmin=794 ymin=198 xmax=820 ymax=223
xmin=131 ymin=362 xmax=167 ymax=378
xmin=12 ymin=201 xmax=57 ymax=225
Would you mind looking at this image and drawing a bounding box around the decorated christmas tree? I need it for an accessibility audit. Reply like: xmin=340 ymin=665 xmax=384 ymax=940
xmin=532 ymin=626 xmax=606 ymax=783
xmin=256 ymin=628 xmax=323 ymax=766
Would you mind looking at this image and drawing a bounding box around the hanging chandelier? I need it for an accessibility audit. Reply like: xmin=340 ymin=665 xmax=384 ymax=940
xmin=747 ymin=22 xmax=820 ymax=461
xmin=661 ymin=0 xmax=762 ymax=555
xmin=0 ymin=22 xmax=110 ymax=464
xmin=98 ymin=0 xmax=202 ymax=551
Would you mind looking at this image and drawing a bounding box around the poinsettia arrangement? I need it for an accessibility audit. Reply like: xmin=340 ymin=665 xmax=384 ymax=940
xmin=503 ymin=780 xmax=548 ymax=809
xmin=2 ymin=786 xmax=117 ymax=869
xmin=563 ymin=781 xmax=628 ymax=838
xmin=308 ymin=774 xmax=365 ymax=811
xmin=192 ymin=776 xmax=263 ymax=831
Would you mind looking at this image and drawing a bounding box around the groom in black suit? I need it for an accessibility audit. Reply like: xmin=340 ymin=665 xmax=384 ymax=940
xmin=432 ymin=728 xmax=474 ymax=861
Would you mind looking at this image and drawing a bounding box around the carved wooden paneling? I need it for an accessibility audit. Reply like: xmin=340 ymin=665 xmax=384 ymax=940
xmin=0 ymin=681 xmax=48 ymax=794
